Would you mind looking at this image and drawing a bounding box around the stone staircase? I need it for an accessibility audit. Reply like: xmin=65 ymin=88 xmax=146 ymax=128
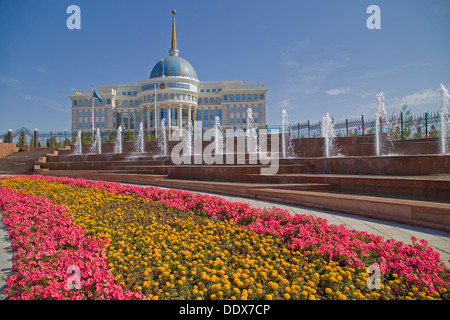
xmin=0 ymin=148 xmax=60 ymax=175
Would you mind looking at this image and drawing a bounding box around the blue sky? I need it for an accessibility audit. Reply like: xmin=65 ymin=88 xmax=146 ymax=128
xmin=0 ymin=0 xmax=449 ymax=133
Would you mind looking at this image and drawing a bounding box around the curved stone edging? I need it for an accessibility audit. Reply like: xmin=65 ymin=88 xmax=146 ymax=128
xmin=0 ymin=216 xmax=13 ymax=300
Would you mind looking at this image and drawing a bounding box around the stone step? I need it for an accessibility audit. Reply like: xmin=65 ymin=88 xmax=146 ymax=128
xmin=249 ymin=188 xmax=450 ymax=232
xmin=117 ymin=179 xmax=335 ymax=196
xmin=82 ymin=172 xmax=167 ymax=183
xmin=243 ymin=173 xmax=450 ymax=202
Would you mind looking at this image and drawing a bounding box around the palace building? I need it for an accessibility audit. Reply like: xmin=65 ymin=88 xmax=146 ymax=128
xmin=69 ymin=10 xmax=267 ymax=138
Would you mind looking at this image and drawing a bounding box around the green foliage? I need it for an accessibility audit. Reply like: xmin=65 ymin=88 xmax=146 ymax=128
xmin=16 ymin=130 xmax=27 ymax=147
xmin=124 ymin=130 xmax=135 ymax=142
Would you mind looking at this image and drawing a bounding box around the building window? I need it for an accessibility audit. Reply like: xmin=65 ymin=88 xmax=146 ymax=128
xmin=236 ymin=95 xmax=240 ymax=101
xmin=124 ymin=100 xmax=128 ymax=106
xmin=260 ymin=94 xmax=264 ymax=100
xmin=223 ymin=95 xmax=228 ymax=101
xmin=84 ymin=99 xmax=88 ymax=106
xmin=212 ymin=89 xmax=216 ymax=92
xmin=236 ymin=118 xmax=240 ymax=124
xmin=130 ymin=100 xmax=134 ymax=106
xmin=200 ymin=89 xmax=205 ymax=92
xmin=73 ymin=100 xmax=77 ymax=106
xmin=158 ymin=94 xmax=162 ymax=100
xmin=133 ymin=91 xmax=137 ymax=95
xmin=230 ymin=95 xmax=234 ymax=101
xmin=242 ymin=95 xmax=246 ymax=100
xmin=210 ymin=98 xmax=214 ymax=103
xmin=230 ymin=119 xmax=234 ymax=124
xmin=248 ymin=94 xmax=252 ymax=100
xmin=164 ymin=94 xmax=168 ymax=100
xmin=206 ymin=89 xmax=210 ymax=92
xmin=107 ymin=99 xmax=111 ymax=104
xmin=254 ymin=94 xmax=258 ymax=100
xmin=102 ymin=122 xmax=105 ymax=128
xmin=182 ymin=94 xmax=186 ymax=101
xmin=255 ymin=118 xmax=258 ymax=123
xmin=101 ymin=111 xmax=105 ymax=117
xmin=199 ymin=98 xmax=203 ymax=103
xmin=254 ymin=106 xmax=258 ymax=112
xmin=215 ymin=97 xmax=220 ymax=103
xmin=170 ymin=94 xmax=174 ymax=100
xmin=230 ymin=106 xmax=234 ymax=113
xmin=79 ymin=123 xmax=82 ymax=128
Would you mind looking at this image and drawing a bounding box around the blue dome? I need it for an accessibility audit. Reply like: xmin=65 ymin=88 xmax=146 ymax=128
xmin=150 ymin=56 xmax=198 ymax=79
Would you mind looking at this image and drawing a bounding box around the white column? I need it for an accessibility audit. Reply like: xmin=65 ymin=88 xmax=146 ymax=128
xmin=147 ymin=106 xmax=150 ymax=131
xmin=179 ymin=104 xmax=183 ymax=129
xmin=167 ymin=104 xmax=172 ymax=137
xmin=188 ymin=105 xmax=192 ymax=123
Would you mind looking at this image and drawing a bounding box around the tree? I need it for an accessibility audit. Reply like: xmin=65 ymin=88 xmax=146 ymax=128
xmin=17 ymin=130 xmax=27 ymax=147
xmin=402 ymin=104 xmax=414 ymax=140
xmin=429 ymin=125 xmax=439 ymax=138
xmin=124 ymin=130 xmax=135 ymax=142
xmin=108 ymin=131 xmax=116 ymax=144
xmin=80 ymin=132 xmax=86 ymax=145
xmin=84 ymin=132 xmax=93 ymax=144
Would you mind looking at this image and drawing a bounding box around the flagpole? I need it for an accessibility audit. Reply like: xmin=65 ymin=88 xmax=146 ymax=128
xmin=91 ymin=86 xmax=95 ymax=139
xmin=154 ymin=85 xmax=158 ymax=139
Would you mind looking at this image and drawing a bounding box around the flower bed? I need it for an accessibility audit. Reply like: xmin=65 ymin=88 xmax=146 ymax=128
xmin=0 ymin=175 xmax=449 ymax=300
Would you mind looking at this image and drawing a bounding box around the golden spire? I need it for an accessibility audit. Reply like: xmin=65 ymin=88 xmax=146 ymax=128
xmin=169 ymin=10 xmax=179 ymax=56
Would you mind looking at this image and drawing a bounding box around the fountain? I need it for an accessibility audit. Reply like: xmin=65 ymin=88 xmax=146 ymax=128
xmin=158 ymin=118 xmax=167 ymax=156
xmin=114 ymin=125 xmax=123 ymax=154
xmin=73 ymin=130 xmax=82 ymax=155
xmin=439 ymin=83 xmax=449 ymax=155
xmin=281 ymin=109 xmax=295 ymax=158
xmin=214 ymin=116 xmax=223 ymax=155
xmin=134 ymin=122 xmax=144 ymax=153
xmin=246 ymin=108 xmax=258 ymax=155
xmin=321 ymin=112 xmax=335 ymax=158
xmin=375 ymin=92 xmax=394 ymax=156
xmin=89 ymin=128 xmax=102 ymax=154
xmin=186 ymin=119 xmax=193 ymax=156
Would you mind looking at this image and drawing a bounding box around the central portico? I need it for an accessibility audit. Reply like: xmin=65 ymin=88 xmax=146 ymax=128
xmin=137 ymin=10 xmax=199 ymax=138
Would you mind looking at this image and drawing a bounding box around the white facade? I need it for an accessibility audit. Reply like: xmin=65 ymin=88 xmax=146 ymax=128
xmin=69 ymin=12 xmax=267 ymax=139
